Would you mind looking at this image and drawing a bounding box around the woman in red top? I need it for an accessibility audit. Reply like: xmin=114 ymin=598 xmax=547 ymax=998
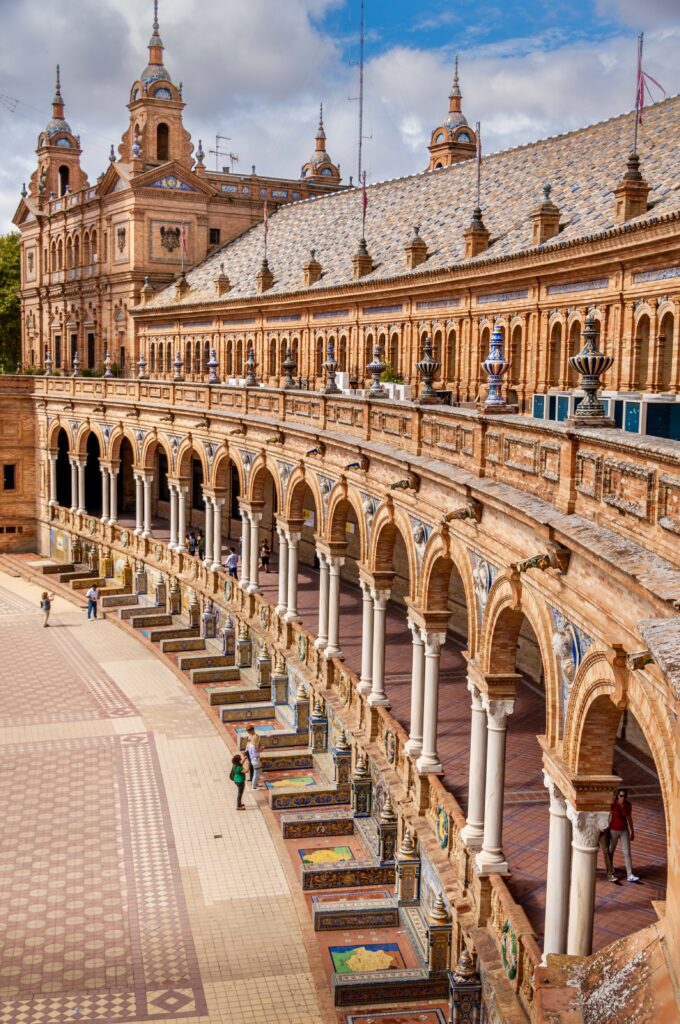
xmin=608 ymin=788 xmax=640 ymax=883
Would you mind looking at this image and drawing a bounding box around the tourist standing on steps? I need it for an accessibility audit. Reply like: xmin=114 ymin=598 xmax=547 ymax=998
xmin=609 ymin=787 xmax=640 ymax=882
xmin=40 ymin=591 xmax=55 ymax=627
xmin=86 ymin=584 xmax=100 ymax=620
xmin=244 ymin=724 xmax=263 ymax=790
xmin=229 ymin=754 xmax=246 ymax=809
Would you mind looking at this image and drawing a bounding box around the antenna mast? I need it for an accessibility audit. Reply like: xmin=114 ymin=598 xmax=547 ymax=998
xmin=209 ymin=133 xmax=232 ymax=171
xmin=357 ymin=0 xmax=365 ymax=184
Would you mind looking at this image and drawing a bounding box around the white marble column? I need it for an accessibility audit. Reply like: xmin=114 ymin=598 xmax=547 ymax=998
xmin=404 ymin=618 xmax=425 ymax=758
xmin=315 ymin=549 xmax=330 ymax=649
xmin=367 ymin=588 xmax=390 ymax=708
xmin=566 ymin=806 xmax=609 ymax=957
xmin=285 ymin=531 xmax=301 ymax=622
xmin=248 ymin=512 xmax=261 ymax=593
xmin=325 ymin=556 xmax=344 ymax=658
xmin=416 ymin=631 xmax=445 ymax=774
xmin=357 ymin=580 xmax=374 ymax=696
xmin=239 ymin=511 xmax=251 ymax=589
xmin=543 ymin=773 xmax=572 ymax=958
xmin=476 ymin=697 xmax=514 ymax=875
xmin=108 ymin=466 xmax=118 ymax=525
xmin=142 ymin=475 xmax=153 ymax=538
xmin=461 ymin=681 xmax=489 ymax=848
xmin=203 ymin=495 xmax=214 ymax=567
xmin=212 ymin=498 xmax=224 ymax=571
xmin=134 ymin=475 xmax=144 ymax=535
xmin=100 ymin=467 xmax=110 ymax=523
xmin=168 ymin=484 xmax=178 ymax=549
xmin=69 ymin=460 xmax=78 ymax=512
xmin=76 ymin=460 xmax=86 ymax=514
xmin=48 ymin=454 xmax=58 ymax=506
xmin=276 ymin=526 xmax=288 ymax=615
xmin=176 ymin=486 xmax=188 ymax=553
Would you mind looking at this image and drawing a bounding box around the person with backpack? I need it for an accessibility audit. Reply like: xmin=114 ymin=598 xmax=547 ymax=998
xmin=40 ymin=591 xmax=55 ymax=627
xmin=229 ymin=754 xmax=246 ymax=809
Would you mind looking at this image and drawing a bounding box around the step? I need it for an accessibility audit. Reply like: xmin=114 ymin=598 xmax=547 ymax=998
xmin=42 ymin=562 xmax=75 ymax=575
xmin=70 ymin=576 xmax=106 ymax=590
xmin=161 ymin=637 xmax=206 ymax=654
xmin=177 ymin=653 xmax=234 ymax=672
xmin=313 ymin=896 xmax=398 ymax=931
xmin=271 ymin=785 xmax=351 ymax=813
xmin=301 ymin=858 xmax=393 ymax=892
xmin=146 ymin=625 xmax=199 ymax=643
xmin=207 ymin=686 xmax=262 ymax=707
xmin=131 ymin=613 xmax=173 ymax=629
xmin=120 ymin=605 xmax=161 ymax=621
xmin=332 ymin=968 xmax=447 ymax=1009
xmin=102 ymin=594 xmax=139 ymax=609
xmin=219 ymin=702 xmax=275 ymax=723
xmin=190 ymin=665 xmax=240 ymax=685
xmin=281 ymin=809 xmax=354 ymax=839
xmin=58 ymin=569 xmax=97 ymax=583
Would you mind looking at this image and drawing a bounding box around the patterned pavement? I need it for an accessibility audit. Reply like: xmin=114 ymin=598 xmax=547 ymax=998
xmin=0 ymin=571 xmax=331 ymax=1024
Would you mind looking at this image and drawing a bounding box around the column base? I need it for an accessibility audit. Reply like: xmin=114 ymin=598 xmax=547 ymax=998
xmin=203 ymin=558 xmax=212 ymax=569
xmin=142 ymin=530 xmax=152 ymax=539
xmin=367 ymin=692 xmax=390 ymax=708
xmin=284 ymin=610 xmax=301 ymax=623
xmin=247 ymin=583 xmax=261 ymax=594
xmin=134 ymin=527 xmax=143 ymax=537
xmin=324 ymin=645 xmax=343 ymax=660
xmin=404 ymin=738 xmax=423 ymax=758
xmin=77 ymin=508 xmax=86 ymax=515
xmin=415 ymin=753 xmax=443 ymax=775
xmin=211 ymin=562 xmax=222 ymax=573
xmin=275 ymin=604 xmax=287 ymax=617
xmin=475 ymin=849 xmax=509 ymax=876
xmin=109 ymin=519 xmax=118 ymax=527
xmin=356 ymin=679 xmax=372 ymax=697
xmin=314 ymin=636 xmax=328 ymax=650
xmin=239 ymin=579 xmax=250 ymax=590
xmin=460 ymin=822 xmax=484 ymax=848
xmin=48 ymin=499 xmax=58 ymax=507
xmin=175 ymin=545 xmax=187 ymax=554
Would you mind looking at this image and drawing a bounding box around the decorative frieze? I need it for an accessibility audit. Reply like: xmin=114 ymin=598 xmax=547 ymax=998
xmin=477 ymin=289 xmax=528 ymax=305
xmin=485 ymin=431 xmax=501 ymax=465
xmin=633 ymin=265 xmax=680 ymax=284
xmin=363 ymin=304 xmax=403 ymax=315
xmin=415 ymin=297 xmax=461 ymax=310
xmin=313 ymin=309 xmax=349 ymax=319
xmin=575 ymin=452 xmax=602 ymax=498
xmin=546 ymin=277 xmax=609 ymax=295
xmin=503 ymin=434 xmax=538 ymax=475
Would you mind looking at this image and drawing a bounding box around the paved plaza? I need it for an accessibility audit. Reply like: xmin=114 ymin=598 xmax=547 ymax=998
xmin=0 ymin=569 xmax=332 ymax=1024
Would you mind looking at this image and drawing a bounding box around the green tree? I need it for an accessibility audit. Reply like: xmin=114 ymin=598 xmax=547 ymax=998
xmin=0 ymin=232 xmax=21 ymax=373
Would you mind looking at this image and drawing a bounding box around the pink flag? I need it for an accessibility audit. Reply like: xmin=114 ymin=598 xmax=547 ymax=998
xmin=636 ymin=33 xmax=666 ymax=125
xmin=361 ymin=172 xmax=368 ymax=213
xmin=180 ymin=223 xmax=188 ymax=257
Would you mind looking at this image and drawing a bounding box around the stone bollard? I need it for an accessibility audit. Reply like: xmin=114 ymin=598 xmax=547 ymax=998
xmin=271 ymin=650 xmax=288 ymax=705
xmin=378 ymin=794 xmax=398 ymax=864
xmin=395 ymin=828 xmax=421 ymax=905
xmin=332 ymin=729 xmax=352 ymax=787
xmin=257 ymin=642 xmax=272 ymax=690
xmin=236 ymin=622 xmax=253 ymax=668
xmin=351 ymin=751 xmax=372 ymax=817
xmin=309 ymin=694 xmax=328 ymax=753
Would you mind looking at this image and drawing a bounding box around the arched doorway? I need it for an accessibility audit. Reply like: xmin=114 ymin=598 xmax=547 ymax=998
xmin=55 ymin=428 xmax=71 ymax=508
xmin=83 ymin=433 xmax=102 ymax=514
xmin=117 ymin=437 xmax=135 ymax=516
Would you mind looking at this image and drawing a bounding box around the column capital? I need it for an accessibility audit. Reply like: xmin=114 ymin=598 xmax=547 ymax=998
xmin=69 ymin=455 xmax=85 ymax=468
xmin=276 ymin=523 xmax=288 ymax=541
xmin=212 ymin=496 xmax=225 ymax=509
xmin=421 ymin=630 xmax=447 ymax=652
xmin=407 ymin=616 xmax=424 ymax=643
xmin=248 ymin=509 xmax=263 ymax=524
xmin=328 ymin=555 xmax=345 ymax=572
xmin=47 ymin=451 xmax=58 ymax=464
xmin=565 ymin=804 xmax=609 ymax=851
xmin=482 ymin=696 xmax=514 ymax=729
xmin=286 ymin=530 xmax=302 ymax=545
xmin=467 ymin=677 xmax=484 ymax=710
xmin=543 ymin=770 xmax=567 ymax=816
xmin=370 ymin=587 xmax=391 ymax=608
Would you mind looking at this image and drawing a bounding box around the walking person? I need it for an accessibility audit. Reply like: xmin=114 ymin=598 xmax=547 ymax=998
xmin=187 ymin=531 xmax=197 ymax=557
xmin=244 ymin=724 xmax=263 ymax=790
xmin=40 ymin=591 xmax=55 ymax=627
xmin=259 ymin=539 xmax=271 ymax=574
xmin=225 ymin=547 xmax=238 ymax=579
xmin=196 ymin=529 xmax=205 ymax=560
xmin=86 ymin=583 xmax=100 ymax=621
xmin=609 ymin=787 xmax=640 ymax=882
xmin=229 ymin=754 xmax=246 ymax=810
xmin=598 ymin=827 xmax=617 ymax=882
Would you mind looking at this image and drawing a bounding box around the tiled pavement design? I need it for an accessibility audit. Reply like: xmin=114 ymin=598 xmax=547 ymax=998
xmin=0 ymin=571 xmax=331 ymax=1024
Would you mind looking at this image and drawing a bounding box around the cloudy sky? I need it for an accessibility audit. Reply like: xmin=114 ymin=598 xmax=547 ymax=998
xmin=0 ymin=0 xmax=677 ymax=232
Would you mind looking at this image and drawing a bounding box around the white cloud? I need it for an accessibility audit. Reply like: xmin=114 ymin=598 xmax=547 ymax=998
xmin=0 ymin=0 xmax=678 ymax=232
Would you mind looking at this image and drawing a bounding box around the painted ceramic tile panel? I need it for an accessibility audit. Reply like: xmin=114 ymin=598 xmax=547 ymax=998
xmin=265 ymin=774 xmax=316 ymax=790
xmin=299 ymin=845 xmax=354 ymax=865
xmin=344 ymin=1011 xmax=447 ymax=1024
xmin=330 ymin=943 xmax=406 ymax=973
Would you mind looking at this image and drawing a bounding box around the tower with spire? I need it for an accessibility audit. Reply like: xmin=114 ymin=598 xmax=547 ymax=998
xmin=117 ymin=0 xmax=193 ymax=169
xmin=29 ymin=66 xmax=88 ymax=201
xmin=301 ymin=104 xmax=341 ymax=184
xmin=427 ymin=56 xmax=477 ymax=171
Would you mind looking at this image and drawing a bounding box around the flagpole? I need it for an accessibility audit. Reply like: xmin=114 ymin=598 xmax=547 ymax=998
xmin=361 ymin=170 xmax=367 ymax=241
xmin=263 ymin=200 xmax=268 ymax=261
xmin=475 ymin=121 xmax=481 ymax=209
xmin=181 ymin=224 xmax=185 ymax=275
xmin=633 ymin=32 xmax=643 ymax=155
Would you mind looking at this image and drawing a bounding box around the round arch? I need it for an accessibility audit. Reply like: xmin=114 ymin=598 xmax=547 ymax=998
xmin=325 ymin=484 xmax=368 ymax=563
xmin=419 ymin=529 xmax=478 ymax=654
xmin=367 ymin=503 xmax=418 ymax=600
xmin=108 ymin=425 xmax=141 ymax=467
xmin=74 ymin=422 xmax=105 ymax=460
xmin=248 ymin=457 xmax=282 ymax=512
xmin=285 ymin=468 xmax=323 ymax=531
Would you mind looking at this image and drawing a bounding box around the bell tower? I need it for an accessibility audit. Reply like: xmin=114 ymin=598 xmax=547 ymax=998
xmin=301 ymin=104 xmax=341 ymax=184
xmin=29 ymin=66 xmax=88 ymax=200
xmin=427 ymin=57 xmax=477 ymax=171
xmin=118 ymin=0 xmax=193 ymax=171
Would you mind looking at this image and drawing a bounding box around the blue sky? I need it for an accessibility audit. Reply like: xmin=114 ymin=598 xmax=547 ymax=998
xmin=0 ymin=0 xmax=677 ymax=229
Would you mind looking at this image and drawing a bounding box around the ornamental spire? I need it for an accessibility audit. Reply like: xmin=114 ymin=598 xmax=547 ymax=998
xmin=449 ymin=55 xmax=462 ymax=114
xmin=148 ymin=0 xmax=164 ymax=64
xmin=52 ymin=65 xmax=64 ymax=118
xmin=316 ymin=102 xmax=326 ymax=150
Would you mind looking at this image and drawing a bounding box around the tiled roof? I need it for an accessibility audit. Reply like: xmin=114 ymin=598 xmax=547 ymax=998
xmin=144 ymin=97 xmax=680 ymax=310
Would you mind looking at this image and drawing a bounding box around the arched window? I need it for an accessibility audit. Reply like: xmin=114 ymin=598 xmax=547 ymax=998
xmin=51 ymin=241 xmax=57 ymax=272
xmin=433 ymin=330 xmax=442 ymax=373
xmin=548 ymin=322 xmax=562 ymax=388
xmin=509 ymin=325 xmax=522 ymax=385
xmin=338 ymin=335 xmax=347 ymax=372
xmin=316 ymin=337 xmax=324 ymax=377
xmin=389 ymin=333 xmax=398 ymax=374
xmin=636 ymin=314 xmax=650 ymax=390
xmin=364 ymin=333 xmax=374 ymax=373
xmin=659 ymin=312 xmax=674 ymax=391
xmin=156 ymin=123 xmax=169 ymax=161
xmin=157 ymin=342 xmax=164 ymax=373
xmin=91 ymin=230 xmax=97 ymax=263
xmin=203 ymin=340 xmax=210 ymax=372
xmin=269 ymin=337 xmax=277 ymax=376
xmin=226 ymin=341 xmax=233 ymax=377
xmin=58 ymin=165 xmax=70 ymax=197
xmin=236 ymin=340 xmax=243 ymax=376
xmin=66 ymin=236 xmax=73 ymax=269
xmin=166 ymin=343 xmax=172 ymax=372
xmin=446 ymin=329 xmax=456 ymax=381
xmin=567 ymin=322 xmax=580 ymax=386
xmin=57 ymin=238 xmax=64 ymax=271
xmin=74 ymin=234 xmax=80 ymax=266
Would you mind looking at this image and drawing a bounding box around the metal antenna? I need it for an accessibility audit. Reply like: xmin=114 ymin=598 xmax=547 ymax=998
xmin=209 ymin=133 xmax=232 ymax=171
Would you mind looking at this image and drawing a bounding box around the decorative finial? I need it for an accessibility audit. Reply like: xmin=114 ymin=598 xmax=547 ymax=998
xmin=55 ymin=64 xmax=62 ymax=97
xmin=399 ymin=827 xmax=417 ymax=856
xmin=296 ymin=679 xmax=307 ymax=702
xmin=319 ymin=101 xmax=323 ymax=127
xmin=454 ymin=54 xmax=459 ymax=84
xmin=20 ymin=183 xmax=27 ymax=198
xmin=542 ymin=182 xmax=551 ymax=202
xmin=196 ymin=139 xmax=205 ymax=166
xmin=379 ymin=794 xmax=397 ymax=824
xmin=336 ymin=728 xmax=351 ymax=752
xmin=430 ymin=892 xmax=450 ymax=923
xmin=353 ymin=752 xmax=369 ymax=778
xmin=312 ymin=694 xmax=324 ymax=717
xmin=153 ymin=0 xmax=159 ymax=32
xmin=109 ymin=144 xmax=116 ymax=163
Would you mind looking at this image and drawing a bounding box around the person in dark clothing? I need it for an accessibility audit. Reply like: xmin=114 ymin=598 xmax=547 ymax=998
xmin=229 ymin=754 xmax=246 ymax=809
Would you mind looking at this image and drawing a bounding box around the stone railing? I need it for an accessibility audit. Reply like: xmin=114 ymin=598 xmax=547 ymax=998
xmin=47 ymin=501 xmax=537 ymax=1018
xmin=34 ymin=375 xmax=680 ymax=567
